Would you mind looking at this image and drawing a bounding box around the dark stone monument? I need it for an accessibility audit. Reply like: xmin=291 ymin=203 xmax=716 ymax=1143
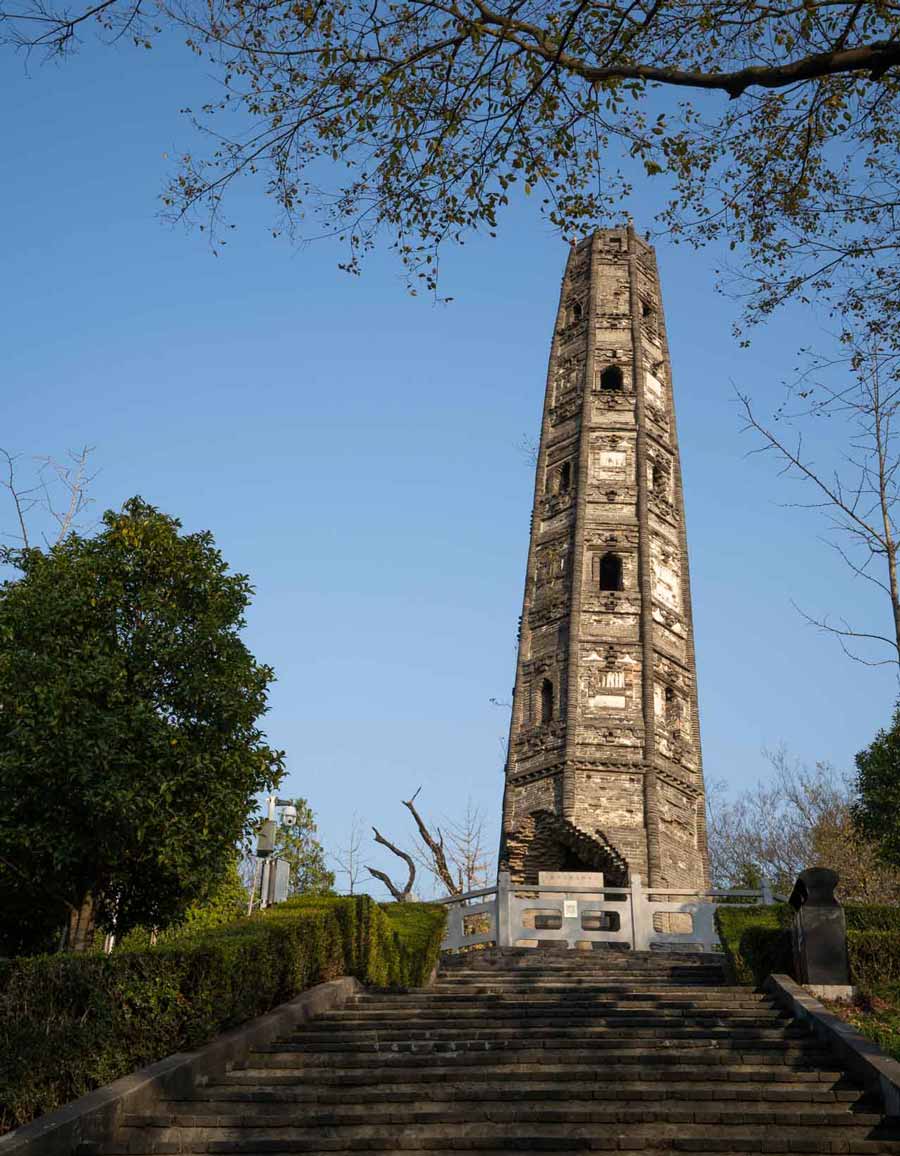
xmin=788 ymin=868 xmax=851 ymax=994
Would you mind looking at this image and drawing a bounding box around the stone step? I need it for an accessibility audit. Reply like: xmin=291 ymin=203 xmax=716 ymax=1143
xmin=307 ymin=1020 xmax=792 ymax=1034
xmin=89 ymin=1147 xmax=900 ymax=1155
xmin=216 ymin=1063 xmax=847 ymax=1087
xmin=428 ymin=981 xmax=728 ymax=992
xmin=434 ymin=972 xmax=728 ymax=983
xmin=316 ymin=1015 xmax=790 ymax=1029
xmin=356 ymin=988 xmax=768 ymax=1000
xmin=83 ymin=1147 xmax=878 ymax=1156
xmin=102 ymin=951 xmax=894 ymax=1156
xmin=414 ymin=971 xmax=734 ymax=980
xmin=293 ymin=1021 xmax=790 ymax=1040
xmin=351 ymin=999 xmax=774 ymax=1012
xmin=102 ymin=1118 xmax=900 ymax=1152
xmin=301 ymin=1010 xmax=793 ymax=1028
xmin=125 ymin=1102 xmax=884 ymax=1128
xmin=280 ymin=1026 xmax=807 ymax=1047
xmin=350 ymin=997 xmax=772 ymax=1012
xmin=245 ymin=1039 xmax=824 ymax=1063
xmin=435 ymin=965 xmax=726 ymax=973
xmin=310 ymin=1005 xmax=787 ymax=1024
xmin=443 ymin=952 xmax=725 ymax=961
xmin=191 ymin=1081 xmax=866 ymax=1105
xmin=439 ymin=949 xmax=726 ymax=965
xmin=328 ymin=998 xmax=776 ymax=1017
xmin=233 ymin=1057 xmax=838 ymax=1083
xmin=438 ymin=965 xmax=728 ymax=975
xmin=330 ymin=998 xmax=776 ymax=1017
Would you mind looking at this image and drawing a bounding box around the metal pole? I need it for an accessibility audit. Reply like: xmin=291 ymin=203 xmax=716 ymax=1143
xmin=248 ymin=858 xmax=262 ymax=916
xmin=260 ymin=858 xmax=271 ymax=909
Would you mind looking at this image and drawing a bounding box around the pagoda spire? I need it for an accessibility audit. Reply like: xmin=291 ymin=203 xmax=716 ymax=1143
xmin=500 ymin=227 xmax=709 ymax=890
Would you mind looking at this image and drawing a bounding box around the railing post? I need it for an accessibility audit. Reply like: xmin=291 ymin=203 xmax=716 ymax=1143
xmin=442 ymin=900 xmax=460 ymax=951
xmin=496 ymin=870 xmax=511 ymax=947
xmin=761 ymin=879 xmax=774 ymax=906
xmin=630 ymin=873 xmax=650 ymax=952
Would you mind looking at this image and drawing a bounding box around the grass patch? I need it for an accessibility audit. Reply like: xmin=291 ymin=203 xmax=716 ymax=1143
xmin=823 ymin=985 xmax=900 ymax=1063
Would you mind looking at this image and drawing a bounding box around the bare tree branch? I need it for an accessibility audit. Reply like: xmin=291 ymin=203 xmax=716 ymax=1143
xmin=0 ymin=449 xmax=33 ymax=549
xmin=37 ymin=446 xmax=97 ymax=545
xmin=707 ymin=748 xmax=900 ymax=903
xmin=332 ymin=813 xmax=364 ymax=895
xmin=366 ymin=825 xmax=416 ymax=901
xmin=1 ymin=445 xmax=97 ymax=554
xmin=444 ymin=798 xmax=490 ymax=893
xmin=739 ymin=340 xmax=900 ymax=668
xmin=402 ymin=786 xmax=459 ymax=896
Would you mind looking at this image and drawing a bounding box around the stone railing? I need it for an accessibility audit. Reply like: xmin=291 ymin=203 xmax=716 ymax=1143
xmin=439 ymin=871 xmax=779 ymax=953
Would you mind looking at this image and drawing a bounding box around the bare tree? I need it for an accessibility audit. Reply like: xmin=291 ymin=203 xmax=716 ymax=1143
xmin=333 ymin=813 xmax=364 ymax=895
xmin=517 ymin=436 xmax=538 ymax=469
xmin=403 ymin=792 xmax=491 ymax=897
xmin=403 ymin=787 xmax=459 ymax=897
xmin=366 ymin=827 xmax=416 ymax=903
xmin=741 ymin=341 xmax=900 ymax=667
xmin=367 ymin=790 xmax=491 ymax=901
xmin=1 ymin=446 xmax=97 ymax=552
xmin=707 ymin=748 xmax=900 ymax=902
xmin=444 ymin=799 xmax=490 ymax=894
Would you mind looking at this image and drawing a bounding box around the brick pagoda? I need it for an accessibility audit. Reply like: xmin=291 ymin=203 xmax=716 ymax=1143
xmin=500 ymin=225 xmax=710 ymax=890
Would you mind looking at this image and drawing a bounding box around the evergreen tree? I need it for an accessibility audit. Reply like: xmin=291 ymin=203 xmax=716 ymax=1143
xmin=0 ymin=498 xmax=284 ymax=949
xmin=117 ymin=856 xmax=249 ymax=949
xmin=855 ymin=704 xmax=900 ymax=868
xmin=274 ymin=798 xmax=335 ymax=897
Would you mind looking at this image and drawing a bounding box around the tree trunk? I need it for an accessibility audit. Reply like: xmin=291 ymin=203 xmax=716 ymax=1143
xmin=68 ymin=892 xmax=96 ymax=952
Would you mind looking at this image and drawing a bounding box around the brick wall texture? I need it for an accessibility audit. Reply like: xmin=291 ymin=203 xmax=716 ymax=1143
xmin=499 ymin=226 xmax=711 ymax=890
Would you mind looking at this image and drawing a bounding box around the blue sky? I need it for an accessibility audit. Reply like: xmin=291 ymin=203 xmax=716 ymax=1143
xmin=3 ymin=31 xmax=897 ymax=897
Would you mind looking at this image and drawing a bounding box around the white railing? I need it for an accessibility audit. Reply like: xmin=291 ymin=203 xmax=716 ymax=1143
xmin=439 ymin=871 xmax=779 ymax=953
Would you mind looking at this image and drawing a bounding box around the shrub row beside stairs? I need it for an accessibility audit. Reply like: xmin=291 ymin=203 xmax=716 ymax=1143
xmin=0 ymin=895 xmax=445 ymax=1137
xmin=715 ymin=902 xmax=900 ymax=988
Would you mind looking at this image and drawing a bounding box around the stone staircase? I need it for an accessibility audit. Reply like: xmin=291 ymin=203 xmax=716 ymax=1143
xmin=105 ymin=948 xmax=900 ymax=1154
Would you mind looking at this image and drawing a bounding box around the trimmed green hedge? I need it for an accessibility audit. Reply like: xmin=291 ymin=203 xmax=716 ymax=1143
xmin=716 ymin=902 xmax=900 ymax=988
xmin=845 ymin=906 xmax=900 ymax=932
xmin=0 ymin=896 xmax=445 ymax=1136
xmin=847 ymin=931 xmax=900 ymax=989
xmin=715 ymin=904 xmax=793 ymax=986
xmin=381 ymin=901 xmax=445 ymax=987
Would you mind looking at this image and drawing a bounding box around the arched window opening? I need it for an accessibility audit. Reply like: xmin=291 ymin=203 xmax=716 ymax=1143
xmin=559 ymin=461 xmax=571 ymax=494
xmin=600 ymin=365 xmax=623 ymax=392
xmin=665 ymin=685 xmax=683 ymax=730
xmin=540 ymin=678 xmax=554 ymax=725
xmin=642 ymin=300 xmax=653 ymax=318
xmin=651 ymin=461 xmax=664 ymax=492
xmin=571 ymin=300 xmax=583 ymax=323
xmin=599 ymin=552 xmax=623 ymax=592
